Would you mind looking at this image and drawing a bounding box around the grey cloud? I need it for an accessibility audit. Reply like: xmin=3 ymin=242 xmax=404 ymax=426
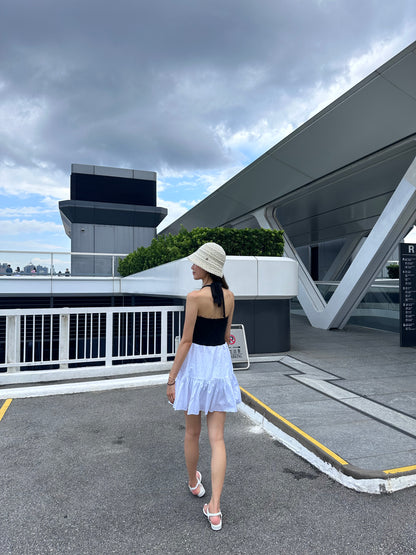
xmin=0 ymin=0 xmax=415 ymax=178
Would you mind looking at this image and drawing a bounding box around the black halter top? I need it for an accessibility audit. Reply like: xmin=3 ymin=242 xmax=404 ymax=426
xmin=192 ymin=283 xmax=228 ymax=346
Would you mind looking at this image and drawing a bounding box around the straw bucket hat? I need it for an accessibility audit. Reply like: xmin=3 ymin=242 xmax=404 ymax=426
xmin=188 ymin=242 xmax=226 ymax=277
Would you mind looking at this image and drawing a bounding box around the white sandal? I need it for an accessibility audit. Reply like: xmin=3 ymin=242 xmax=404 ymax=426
xmin=188 ymin=470 xmax=205 ymax=498
xmin=203 ymin=504 xmax=222 ymax=531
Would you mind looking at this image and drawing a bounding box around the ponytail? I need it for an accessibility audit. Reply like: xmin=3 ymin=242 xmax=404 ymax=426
xmin=207 ymin=273 xmax=228 ymax=309
xmin=209 ymin=273 xmax=228 ymax=289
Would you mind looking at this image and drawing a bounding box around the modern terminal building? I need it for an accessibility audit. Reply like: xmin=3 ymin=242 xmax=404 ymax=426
xmin=162 ymin=41 xmax=416 ymax=333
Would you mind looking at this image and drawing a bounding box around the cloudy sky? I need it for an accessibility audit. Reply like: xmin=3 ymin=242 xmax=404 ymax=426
xmin=1 ymin=0 xmax=416 ymax=265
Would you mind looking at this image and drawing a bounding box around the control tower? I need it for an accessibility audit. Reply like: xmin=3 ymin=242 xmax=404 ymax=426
xmin=59 ymin=164 xmax=167 ymax=275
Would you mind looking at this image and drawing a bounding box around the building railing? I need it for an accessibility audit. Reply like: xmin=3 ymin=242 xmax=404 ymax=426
xmin=0 ymin=306 xmax=184 ymax=373
xmin=0 ymin=250 xmax=128 ymax=278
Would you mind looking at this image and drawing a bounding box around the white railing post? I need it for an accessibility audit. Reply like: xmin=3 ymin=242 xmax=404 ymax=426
xmin=59 ymin=310 xmax=70 ymax=369
xmin=6 ymin=314 xmax=21 ymax=373
xmin=161 ymin=309 xmax=168 ymax=362
xmin=105 ymin=311 xmax=113 ymax=366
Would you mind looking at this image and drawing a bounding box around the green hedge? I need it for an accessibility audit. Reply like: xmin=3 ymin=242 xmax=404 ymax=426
xmin=386 ymin=263 xmax=399 ymax=279
xmin=118 ymin=227 xmax=284 ymax=277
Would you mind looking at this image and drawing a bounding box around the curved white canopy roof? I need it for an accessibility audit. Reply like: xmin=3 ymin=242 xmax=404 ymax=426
xmin=164 ymin=42 xmax=416 ymax=248
xmin=163 ymin=42 xmax=416 ymax=331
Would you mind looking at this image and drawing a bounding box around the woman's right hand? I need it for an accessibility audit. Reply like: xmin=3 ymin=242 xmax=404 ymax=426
xmin=167 ymin=383 xmax=175 ymax=405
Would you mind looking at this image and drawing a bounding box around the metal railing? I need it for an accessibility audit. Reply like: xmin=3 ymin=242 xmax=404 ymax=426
xmin=0 ymin=250 xmax=128 ymax=278
xmin=0 ymin=306 xmax=184 ymax=373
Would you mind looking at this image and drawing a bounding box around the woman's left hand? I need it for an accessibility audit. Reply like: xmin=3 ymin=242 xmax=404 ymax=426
xmin=167 ymin=383 xmax=175 ymax=405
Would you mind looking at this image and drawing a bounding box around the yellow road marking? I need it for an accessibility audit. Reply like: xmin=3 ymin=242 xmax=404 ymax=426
xmin=0 ymin=399 xmax=12 ymax=422
xmin=240 ymin=386 xmax=348 ymax=466
xmin=383 ymin=465 xmax=416 ymax=475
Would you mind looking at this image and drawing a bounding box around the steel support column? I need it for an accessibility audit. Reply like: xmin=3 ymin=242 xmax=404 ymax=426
xmin=253 ymin=155 xmax=416 ymax=330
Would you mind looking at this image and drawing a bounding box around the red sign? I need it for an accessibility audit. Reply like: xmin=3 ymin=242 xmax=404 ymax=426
xmin=229 ymin=334 xmax=236 ymax=345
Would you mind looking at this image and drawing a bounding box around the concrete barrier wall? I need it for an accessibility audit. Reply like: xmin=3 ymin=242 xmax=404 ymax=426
xmin=121 ymin=256 xmax=298 ymax=300
xmin=122 ymin=256 xmax=298 ymax=353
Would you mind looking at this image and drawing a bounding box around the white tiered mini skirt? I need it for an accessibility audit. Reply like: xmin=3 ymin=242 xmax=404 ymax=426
xmin=173 ymin=342 xmax=242 ymax=415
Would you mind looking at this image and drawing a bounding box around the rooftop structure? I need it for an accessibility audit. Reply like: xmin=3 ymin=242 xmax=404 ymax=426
xmin=162 ymin=41 xmax=416 ymax=330
xmin=59 ymin=164 xmax=167 ymax=276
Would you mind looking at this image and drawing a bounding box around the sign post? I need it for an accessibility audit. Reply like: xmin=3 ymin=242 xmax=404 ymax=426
xmin=400 ymin=243 xmax=416 ymax=347
xmin=229 ymin=324 xmax=250 ymax=370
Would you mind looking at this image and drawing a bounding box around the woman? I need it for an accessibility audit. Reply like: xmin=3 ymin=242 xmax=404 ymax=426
xmin=166 ymin=242 xmax=241 ymax=531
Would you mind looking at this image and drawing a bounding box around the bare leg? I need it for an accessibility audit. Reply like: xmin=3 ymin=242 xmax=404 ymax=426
xmin=206 ymin=411 xmax=226 ymax=525
xmin=184 ymin=412 xmax=203 ymax=494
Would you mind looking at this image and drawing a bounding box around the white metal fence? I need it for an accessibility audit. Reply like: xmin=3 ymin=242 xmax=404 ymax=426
xmin=0 ymin=306 xmax=184 ymax=373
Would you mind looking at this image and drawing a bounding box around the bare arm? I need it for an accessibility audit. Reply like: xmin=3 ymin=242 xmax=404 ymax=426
xmin=225 ymin=292 xmax=235 ymax=345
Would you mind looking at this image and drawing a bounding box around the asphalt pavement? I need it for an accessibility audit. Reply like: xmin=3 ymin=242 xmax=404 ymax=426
xmin=1 ymin=383 xmax=416 ymax=554
xmin=2 ymin=313 xmax=416 ymax=496
xmin=1 ymin=314 xmax=416 ymax=552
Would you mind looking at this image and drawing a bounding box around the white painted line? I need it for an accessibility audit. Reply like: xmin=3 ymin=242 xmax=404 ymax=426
xmin=293 ymin=376 xmax=359 ymax=400
xmin=249 ymin=356 xmax=285 ymax=363
xmin=283 ymin=356 xmax=416 ymax=438
xmin=280 ymin=356 xmax=339 ymax=380
xmin=346 ymin=397 xmax=416 ymax=437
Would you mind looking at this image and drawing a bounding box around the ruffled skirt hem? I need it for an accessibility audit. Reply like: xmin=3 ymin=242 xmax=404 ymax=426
xmin=173 ymin=343 xmax=242 ymax=415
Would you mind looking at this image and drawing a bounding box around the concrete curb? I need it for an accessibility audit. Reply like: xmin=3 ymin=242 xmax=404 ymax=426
xmin=0 ymin=362 xmax=172 ymax=386
xmin=239 ymin=388 xmax=416 ymax=494
xmin=0 ymin=374 xmax=169 ymax=399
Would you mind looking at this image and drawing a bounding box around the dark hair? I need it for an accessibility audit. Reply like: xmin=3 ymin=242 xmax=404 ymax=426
xmin=208 ymin=273 xmax=228 ymax=289
xmin=207 ymin=273 xmax=228 ymax=309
